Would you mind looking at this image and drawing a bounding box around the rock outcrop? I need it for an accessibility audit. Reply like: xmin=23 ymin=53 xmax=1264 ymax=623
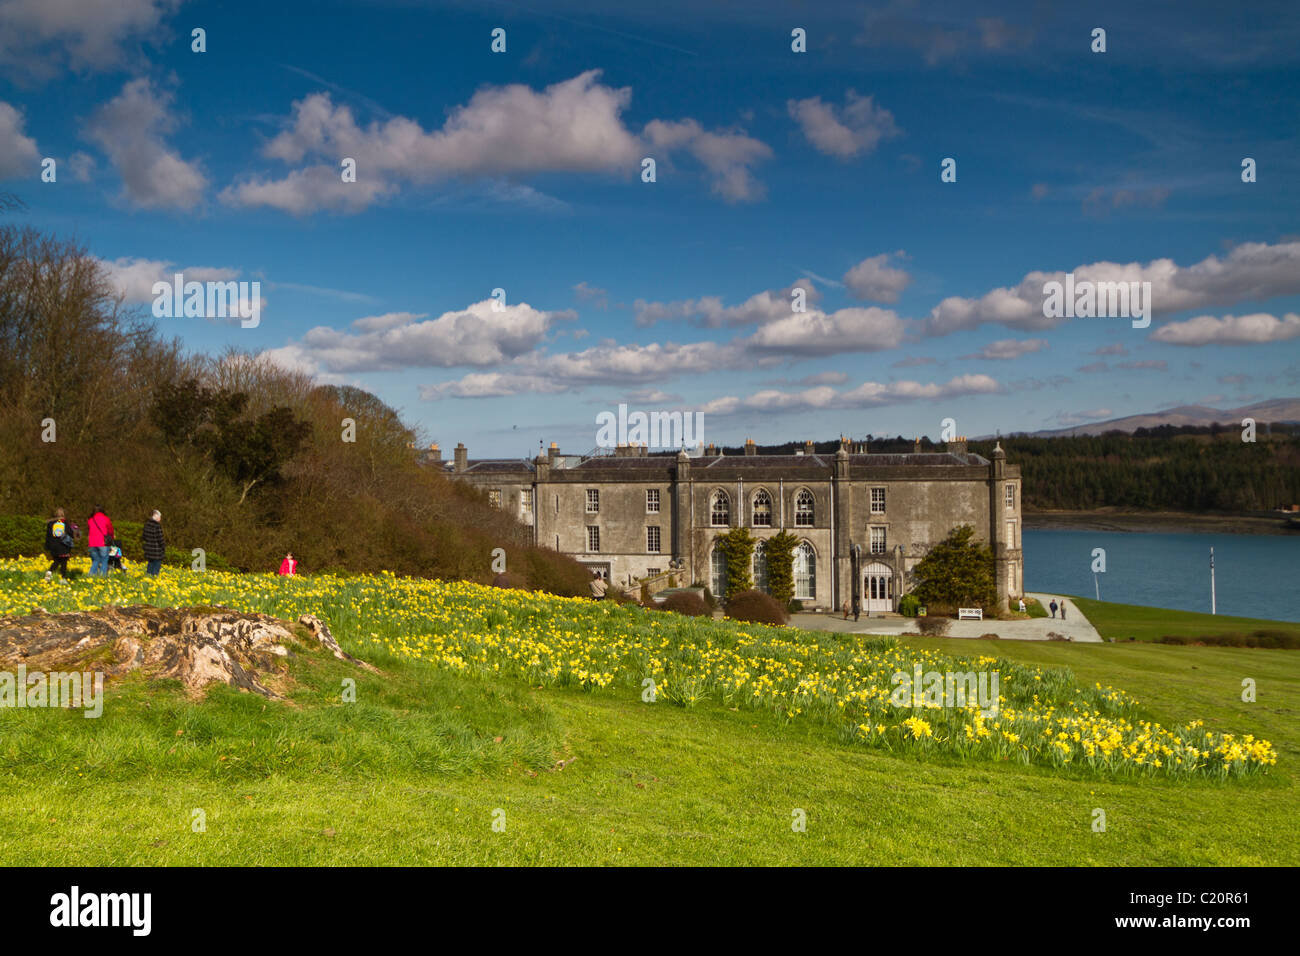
xmin=0 ymin=605 xmax=375 ymax=700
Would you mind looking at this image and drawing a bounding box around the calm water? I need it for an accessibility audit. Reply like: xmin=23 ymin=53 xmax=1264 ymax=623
xmin=1022 ymin=530 xmax=1300 ymax=623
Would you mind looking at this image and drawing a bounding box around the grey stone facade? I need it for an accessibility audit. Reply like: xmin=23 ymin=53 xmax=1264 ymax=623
xmin=433 ymin=438 xmax=1023 ymax=613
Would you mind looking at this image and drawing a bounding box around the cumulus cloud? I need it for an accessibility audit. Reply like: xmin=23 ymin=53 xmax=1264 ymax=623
xmin=962 ymin=338 xmax=1049 ymax=360
xmin=264 ymin=301 xmax=577 ymax=375
xmin=699 ymin=374 xmax=1001 ymax=417
xmin=787 ymin=91 xmax=900 ymax=159
xmin=634 ymin=279 xmax=818 ymax=328
xmin=98 ymin=256 xmax=243 ymax=303
xmin=843 ymin=251 xmax=911 ymax=302
xmin=419 ymin=339 xmax=739 ymax=399
xmin=85 ymin=78 xmax=207 ymax=210
xmin=922 ymin=241 xmax=1300 ymax=337
xmin=0 ymin=100 xmax=39 ymax=178
xmin=224 ymin=71 xmax=771 ymax=213
xmin=573 ymin=281 xmax=609 ymax=308
xmin=1150 ymin=312 xmax=1300 ymax=346
xmin=643 ymin=117 xmax=772 ymax=202
xmin=0 ymin=0 xmax=179 ymax=79
xmin=745 ymin=306 xmax=908 ymax=356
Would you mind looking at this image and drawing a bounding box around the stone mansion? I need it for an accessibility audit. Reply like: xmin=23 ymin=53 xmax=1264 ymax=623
xmin=434 ymin=437 xmax=1024 ymax=614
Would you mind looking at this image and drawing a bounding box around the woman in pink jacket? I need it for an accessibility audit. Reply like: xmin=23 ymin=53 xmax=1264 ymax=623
xmin=86 ymin=507 xmax=114 ymax=577
xmin=278 ymin=552 xmax=298 ymax=576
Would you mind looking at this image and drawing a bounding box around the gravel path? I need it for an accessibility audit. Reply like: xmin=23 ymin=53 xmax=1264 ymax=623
xmin=789 ymin=592 xmax=1103 ymax=643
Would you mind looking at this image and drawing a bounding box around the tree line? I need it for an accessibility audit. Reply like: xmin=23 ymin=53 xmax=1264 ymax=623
xmin=0 ymin=209 xmax=591 ymax=593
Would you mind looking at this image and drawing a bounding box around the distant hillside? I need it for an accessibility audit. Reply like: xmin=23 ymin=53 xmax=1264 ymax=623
xmin=993 ymin=399 xmax=1300 ymax=438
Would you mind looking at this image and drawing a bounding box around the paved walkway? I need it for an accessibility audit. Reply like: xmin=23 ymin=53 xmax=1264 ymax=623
xmin=789 ymin=592 xmax=1103 ymax=643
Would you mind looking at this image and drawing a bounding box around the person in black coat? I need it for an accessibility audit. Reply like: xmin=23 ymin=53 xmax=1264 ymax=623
xmin=44 ymin=507 xmax=74 ymax=581
xmin=142 ymin=510 xmax=166 ymax=576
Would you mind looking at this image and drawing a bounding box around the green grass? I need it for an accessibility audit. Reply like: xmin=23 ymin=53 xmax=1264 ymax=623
xmin=2 ymin=613 xmax=1297 ymax=865
xmin=1071 ymin=595 xmax=1300 ymax=643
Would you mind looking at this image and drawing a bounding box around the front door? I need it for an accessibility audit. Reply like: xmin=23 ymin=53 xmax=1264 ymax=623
xmin=864 ymin=563 xmax=893 ymax=613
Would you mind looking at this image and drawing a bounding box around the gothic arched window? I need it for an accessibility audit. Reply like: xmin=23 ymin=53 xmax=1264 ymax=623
xmin=794 ymin=489 xmax=815 ymax=527
xmin=710 ymin=490 xmax=730 ymax=527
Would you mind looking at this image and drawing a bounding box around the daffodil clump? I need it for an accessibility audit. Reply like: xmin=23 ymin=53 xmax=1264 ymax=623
xmin=0 ymin=556 xmax=1276 ymax=778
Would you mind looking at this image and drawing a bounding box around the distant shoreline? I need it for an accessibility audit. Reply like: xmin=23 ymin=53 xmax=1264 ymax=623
xmin=1022 ymin=510 xmax=1299 ymax=536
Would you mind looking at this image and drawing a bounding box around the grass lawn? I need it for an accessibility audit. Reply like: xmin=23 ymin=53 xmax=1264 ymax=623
xmin=2 ymin=608 xmax=1296 ymax=865
xmin=1070 ymin=595 xmax=1300 ymax=643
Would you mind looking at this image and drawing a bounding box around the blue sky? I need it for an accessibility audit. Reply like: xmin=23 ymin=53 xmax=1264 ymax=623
xmin=4 ymin=0 xmax=1299 ymax=457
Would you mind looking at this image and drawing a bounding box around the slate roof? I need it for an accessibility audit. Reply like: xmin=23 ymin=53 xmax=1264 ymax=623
xmin=443 ymin=450 xmax=990 ymax=474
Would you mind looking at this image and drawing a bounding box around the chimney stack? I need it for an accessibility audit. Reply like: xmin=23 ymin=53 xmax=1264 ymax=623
xmin=548 ymin=441 xmax=559 ymax=464
xmin=946 ymin=435 xmax=968 ymax=456
xmin=454 ymin=442 xmax=468 ymax=473
xmin=429 ymin=442 xmax=443 ymax=465
xmin=744 ymin=438 xmax=757 ymax=456
xmin=913 ymin=436 xmax=922 ymax=454
xmin=804 ymin=440 xmax=815 ymax=456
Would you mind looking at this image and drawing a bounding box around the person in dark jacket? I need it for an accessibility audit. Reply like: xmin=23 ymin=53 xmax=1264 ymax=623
xmin=142 ymin=510 xmax=166 ymax=576
xmin=44 ymin=507 xmax=74 ymax=581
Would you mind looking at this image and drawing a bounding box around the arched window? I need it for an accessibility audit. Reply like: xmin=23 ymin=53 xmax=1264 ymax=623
xmin=753 ymin=541 xmax=768 ymax=592
xmin=794 ymin=542 xmax=816 ymax=600
xmin=794 ymin=489 xmax=815 ymax=527
xmin=710 ymin=490 xmax=730 ymax=527
xmin=752 ymin=489 xmax=773 ymax=527
xmin=711 ymin=546 xmax=728 ymax=597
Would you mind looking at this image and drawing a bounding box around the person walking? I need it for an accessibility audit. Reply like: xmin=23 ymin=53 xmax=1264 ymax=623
xmin=142 ymin=510 xmax=166 ymax=576
xmin=841 ymin=599 xmax=850 ymax=620
xmin=1059 ymin=600 xmax=1068 ymax=620
xmin=278 ymin=552 xmax=298 ymax=576
xmin=43 ymin=508 xmax=74 ymax=581
xmin=852 ymin=596 xmax=861 ymax=622
xmin=86 ymin=507 xmax=114 ymax=577
xmin=1049 ymin=598 xmax=1058 ymax=618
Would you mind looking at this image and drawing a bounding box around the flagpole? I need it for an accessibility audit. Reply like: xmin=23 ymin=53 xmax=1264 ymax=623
xmin=1210 ymin=547 xmax=1216 ymax=615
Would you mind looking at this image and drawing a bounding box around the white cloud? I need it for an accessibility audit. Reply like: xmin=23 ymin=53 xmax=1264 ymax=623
xmin=0 ymin=100 xmax=39 ymax=178
xmin=922 ymin=241 xmax=1300 ymax=337
xmin=787 ymin=91 xmax=900 ymax=159
xmin=573 ymin=281 xmax=609 ymax=308
xmin=746 ymin=306 xmax=908 ymax=356
xmin=1150 ymin=312 xmax=1300 ymax=346
xmin=85 ymin=79 xmax=206 ymax=210
xmin=224 ymin=71 xmax=772 ymax=214
xmin=0 ymin=0 xmax=179 ymax=79
xmin=634 ymin=279 xmax=818 ymax=328
xmin=843 ymin=251 xmax=911 ymax=302
xmin=700 ymin=374 xmax=1001 ymax=417
xmin=265 ymin=300 xmax=576 ymax=375
xmin=643 ymin=118 xmax=772 ymax=202
xmin=98 ymin=257 xmax=242 ymax=303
